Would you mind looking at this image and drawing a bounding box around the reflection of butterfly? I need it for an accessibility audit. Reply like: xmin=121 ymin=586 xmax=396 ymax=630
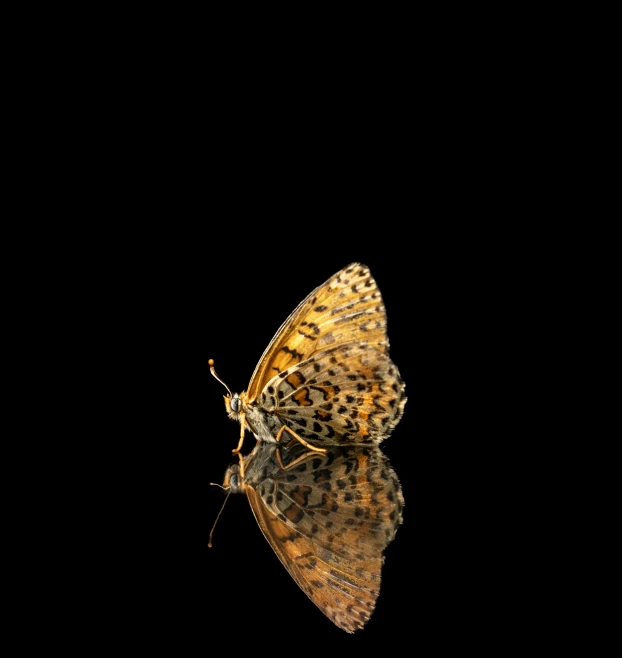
xmin=210 ymin=263 xmax=406 ymax=456
xmin=209 ymin=263 xmax=406 ymax=633
xmin=221 ymin=440 xmax=404 ymax=633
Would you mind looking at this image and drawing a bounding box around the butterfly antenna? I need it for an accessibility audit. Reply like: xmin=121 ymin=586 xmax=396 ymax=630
xmin=208 ymin=485 xmax=231 ymax=548
xmin=208 ymin=359 xmax=232 ymax=397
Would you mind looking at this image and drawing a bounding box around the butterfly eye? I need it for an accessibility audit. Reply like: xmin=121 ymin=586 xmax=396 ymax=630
xmin=231 ymin=395 xmax=240 ymax=413
xmin=229 ymin=473 xmax=241 ymax=490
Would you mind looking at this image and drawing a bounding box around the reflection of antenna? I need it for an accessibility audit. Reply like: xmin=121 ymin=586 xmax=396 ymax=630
xmin=208 ymin=483 xmax=231 ymax=548
xmin=208 ymin=359 xmax=232 ymax=397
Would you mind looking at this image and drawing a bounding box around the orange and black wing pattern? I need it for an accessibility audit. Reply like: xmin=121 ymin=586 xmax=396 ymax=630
xmin=247 ymin=263 xmax=406 ymax=445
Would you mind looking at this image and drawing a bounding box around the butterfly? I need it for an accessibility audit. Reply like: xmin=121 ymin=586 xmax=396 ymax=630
xmin=210 ymin=262 xmax=406 ymax=456
xmin=209 ymin=263 xmax=406 ymax=632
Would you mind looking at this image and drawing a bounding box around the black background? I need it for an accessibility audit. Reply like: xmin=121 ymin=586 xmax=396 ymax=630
xmin=32 ymin=48 xmax=533 ymax=650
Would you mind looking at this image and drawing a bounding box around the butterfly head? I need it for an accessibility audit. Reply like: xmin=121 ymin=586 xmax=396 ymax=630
xmin=223 ymin=392 xmax=240 ymax=417
xmin=223 ymin=391 xmax=248 ymax=421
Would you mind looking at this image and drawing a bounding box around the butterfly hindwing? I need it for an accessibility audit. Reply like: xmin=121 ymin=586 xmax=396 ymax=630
xmin=257 ymin=342 xmax=406 ymax=445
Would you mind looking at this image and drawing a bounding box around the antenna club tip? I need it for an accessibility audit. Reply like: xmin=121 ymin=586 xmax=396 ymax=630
xmin=208 ymin=541 xmax=213 ymax=548
xmin=208 ymin=359 xmax=214 ymax=367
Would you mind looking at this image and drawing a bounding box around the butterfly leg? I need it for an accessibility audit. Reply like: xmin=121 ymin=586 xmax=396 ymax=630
xmin=232 ymin=412 xmax=247 ymax=454
xmin=274 ymin=425 xmax=327 ymax=454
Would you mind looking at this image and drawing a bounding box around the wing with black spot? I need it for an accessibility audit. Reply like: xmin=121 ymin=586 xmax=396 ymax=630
xmin=259 ymin=342 xmax=406 ymax=446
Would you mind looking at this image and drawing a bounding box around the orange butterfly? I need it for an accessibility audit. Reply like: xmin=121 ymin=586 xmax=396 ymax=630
xmin=209 ymin=263 xmax=406 ymax=633
xmin=210 ymin=262 xmax=406 ymax=457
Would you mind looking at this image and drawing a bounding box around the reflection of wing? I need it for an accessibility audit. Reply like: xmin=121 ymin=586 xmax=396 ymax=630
xmin=243 ymin=442 xmax=404 ymax=633
xmin=246 ymin=263 xmax=392 ymax=402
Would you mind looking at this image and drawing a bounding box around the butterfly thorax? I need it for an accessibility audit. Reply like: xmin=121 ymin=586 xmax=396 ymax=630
xmin=243 ymin=401 xmax=284 ymax=444
xmin=224 ymin=391 xmax=284 ymax=444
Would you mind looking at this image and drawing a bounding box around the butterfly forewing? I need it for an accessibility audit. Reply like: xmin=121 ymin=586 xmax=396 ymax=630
xmin=246 ymin=263 xmax=390 ymax=402
xmin=241 ymin=441 xmax=404 ymax=633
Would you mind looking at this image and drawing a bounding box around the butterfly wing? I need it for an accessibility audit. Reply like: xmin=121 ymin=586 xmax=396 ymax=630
xmin=259 ymin=341 xmax=406 ymax=445
xmin=247 ymin=263 xmax=390 ymax=402
xmin=243 ymin=442 xmax=404 ymax=633
xmin=247 ymin=263 xmax=406 ymax=445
